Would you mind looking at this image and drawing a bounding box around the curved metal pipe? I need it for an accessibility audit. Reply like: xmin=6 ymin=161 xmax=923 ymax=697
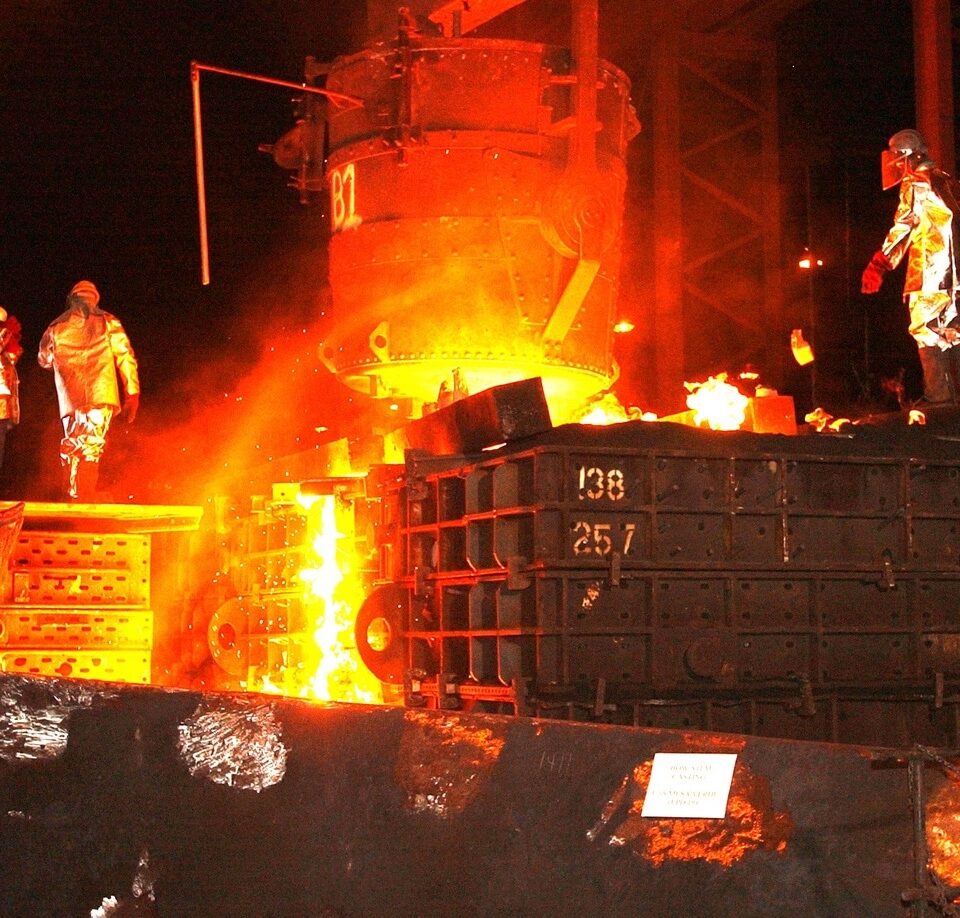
xmin=189 ymin=61 xmax=363 ymax=285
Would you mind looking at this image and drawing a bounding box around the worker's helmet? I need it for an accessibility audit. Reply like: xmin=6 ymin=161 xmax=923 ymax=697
xmin=882 ymin=129 xmax=931 ymax=189
xmin=68 ymin=280 xmax=100 ymax=308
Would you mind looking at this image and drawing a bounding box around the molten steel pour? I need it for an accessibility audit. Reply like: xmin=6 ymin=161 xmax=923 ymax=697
xmin=287 ymin=376 xmax=771 ymax=705
xmin=296 ymin=491 xmax=382 ymax=705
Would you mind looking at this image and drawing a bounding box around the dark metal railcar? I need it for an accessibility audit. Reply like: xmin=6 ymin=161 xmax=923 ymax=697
xmin=354 ymin=418 xmax=960 ymax=747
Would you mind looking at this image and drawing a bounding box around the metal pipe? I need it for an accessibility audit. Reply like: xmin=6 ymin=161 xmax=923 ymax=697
xmin=571 ymin=0 xmax=598 ymax=172
xmin=913 ymin=0 xmax=955 ymax=175
xmin=191 ymin=61 xmax=363 ymax=109
xmin=908 ymin=755 xmax=930 ymax=918
xmin=190 ymin=62 xmax=210 ymax=286
xmin=188 ymin=61 xmax=364 ymax=286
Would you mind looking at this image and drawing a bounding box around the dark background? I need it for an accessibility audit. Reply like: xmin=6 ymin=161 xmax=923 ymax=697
xmin=0 ymin=0 xmax=951 ymax=501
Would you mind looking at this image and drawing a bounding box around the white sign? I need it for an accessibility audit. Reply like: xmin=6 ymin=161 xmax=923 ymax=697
xmin=641 ymin=752 xmax=738 ymax=819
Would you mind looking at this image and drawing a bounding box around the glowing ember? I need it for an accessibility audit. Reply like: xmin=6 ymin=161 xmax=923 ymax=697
xmin=926 ymin=774 xmax=960 ymax=895
xmin=590 ymin=757 xmax=793 ymax=867
xmin=297 ymin=492 xmax=382 ymax=705
xmin=790 ymin=328 xmax=814 ymax=365
xmin=573 ymin=392 xmax=657 ymax=426
xmin=684 ymin=375 xmax=748 ymax=431
xmin=804 ymin=407 xmax=852 ymax=433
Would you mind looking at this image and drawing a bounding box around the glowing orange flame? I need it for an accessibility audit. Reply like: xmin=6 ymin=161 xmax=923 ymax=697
xmin=594 ymin=757 xmax=792 ymax=868
xmin=791 ymin=328 xmax=814 ymax=366
xmin=804 ymin=407 xmax=852 ymax=433
xmin=297 ymin=491 xmax=382 ymax=705
xmin=572 ymin=392 xmax=657 ymax=426
xmin=926 ymin=775 xmax=960 ymax=896
xmin=684 ymin=375 xmax=748 ymax=431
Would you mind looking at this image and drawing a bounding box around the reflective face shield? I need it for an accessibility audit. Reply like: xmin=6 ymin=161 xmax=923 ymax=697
xmin=881 ymin=149 xmax=910 ymax=190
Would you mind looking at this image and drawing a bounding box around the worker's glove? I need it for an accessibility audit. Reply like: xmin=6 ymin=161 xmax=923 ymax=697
xmin=123 ymin=393 xmax=139 ymax=425
xmin=861 ymin=251 xmax=892 ymax=294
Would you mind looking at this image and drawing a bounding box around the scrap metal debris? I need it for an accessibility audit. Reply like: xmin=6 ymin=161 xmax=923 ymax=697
xmin=0 ymin=676 xmax=106 ymax=762
xmin=176 ymin=697 xmax=287 ymax=792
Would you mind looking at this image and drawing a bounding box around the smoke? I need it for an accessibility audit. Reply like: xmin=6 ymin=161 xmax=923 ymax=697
xmin=96 ymin=234 xmax=389 ymax=505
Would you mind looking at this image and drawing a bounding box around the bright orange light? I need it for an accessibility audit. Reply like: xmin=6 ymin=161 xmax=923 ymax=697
xmin=613 ymin=319 xmax=635 ymax=334
xmin=798 ymin=250 xmax=824 ymax=269
xmin=684 ymin=374 xmax=748 ymax=431
xmin=572 ymin=392 xmax=656 ymax=426
xmin=804 ymin=407 xmax=831 ymax=432
xmin=297 ymin=491 xmax=382 ymax=705
xmin=790 ymin=328 xmax=814 ymax=366
xmin=578 ymin=404 xmax=627 ymax=425
xmin=601 ymin=757 xmax=792 ymax=867
xmin=927 ymin=777 xmax=960 ymax=897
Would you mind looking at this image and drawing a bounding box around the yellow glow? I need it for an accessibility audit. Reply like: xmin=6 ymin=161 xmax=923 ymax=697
xmin=804 ymin=407 xmax=850 ymax=433
xmin=790 ymin=329 xmax=815 ymax=366
xmin=613 ymin=319 xmax=635 ymax=334
xmin=298 ymin=491 xmax=382 ymax=705
xmin=684 ymin=375 xmax=748 ymax=431
xmin=927 ymin=778 xmax=960 ymax=895
xmin=336 ymin=352 xmax=612 ymax=426
xmin=804 ymin=407 xmax=832 ymax=432
xmin=578 ymin=404 xmax=628 ymax=425
xmin=572 ymin=391 xmax=655 ymax=426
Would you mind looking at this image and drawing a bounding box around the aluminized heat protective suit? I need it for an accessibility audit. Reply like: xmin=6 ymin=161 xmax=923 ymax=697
xmin=38 ymin=281 xmax=139 ymax=498
xmin=0 ymin=307 xmax=22 ymax=475
xmin=880 ymin=171 xmax=960 ymax=349
xmin=863 ymin=131 xmax=960 ymax=403
xmin=874 ymin=138 xmax=960 ymax=350
xmin=0 ymin=308 xmax=22 ymax=426
xmin=38 ymin=309 xmax=139 ymax=417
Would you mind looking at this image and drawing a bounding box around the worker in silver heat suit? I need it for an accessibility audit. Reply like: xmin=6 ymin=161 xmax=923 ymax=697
xmin=38 ymin=280 xmax=140 ymax=501
xmin=861 ymin=129 xmax=960 ymax=404
xmin=0 ymin=306 xmax=22 ymax=476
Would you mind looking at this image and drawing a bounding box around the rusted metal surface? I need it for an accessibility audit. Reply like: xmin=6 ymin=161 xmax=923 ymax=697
xmin=396 ymin=376 xmax=553 ymax=454
xmin=0 ymin=672 xmax=951 ymax=916
xmin=295 ymin=24 xmax=638 ymax=417
xmin=366 ymin=0 xmax=531 ymax=41
xmin=352 ymin=418 xmax=960 ymax=746
xmin=363 ymin=1 xmax=818 ymax=44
